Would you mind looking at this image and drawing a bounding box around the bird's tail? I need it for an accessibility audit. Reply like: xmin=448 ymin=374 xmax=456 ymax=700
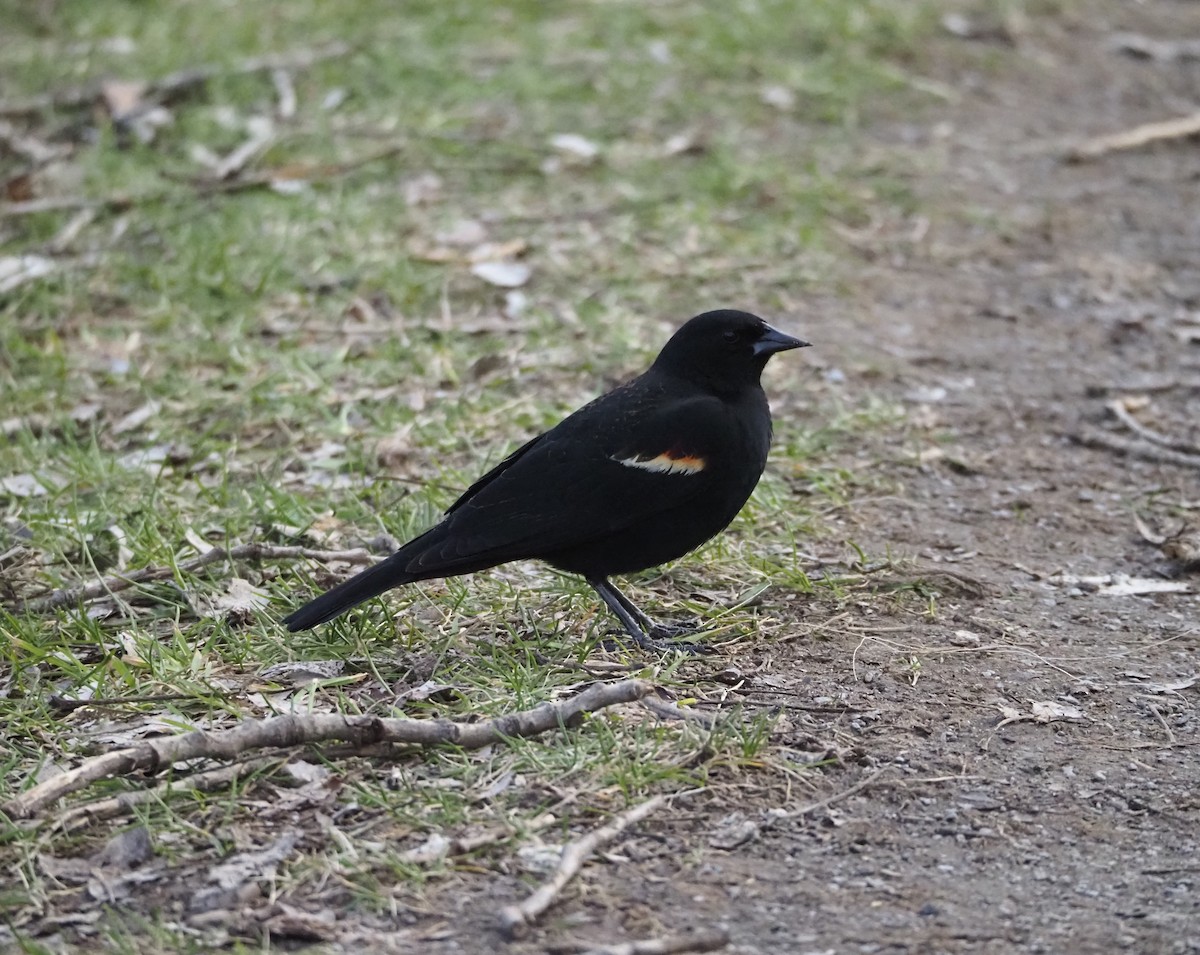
xmin=282 ymin=550 xmax=423 ymax=632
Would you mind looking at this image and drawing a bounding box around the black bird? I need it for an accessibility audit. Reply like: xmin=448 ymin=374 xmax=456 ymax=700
xmin=283 ymin=309 xmax=808 ymax=650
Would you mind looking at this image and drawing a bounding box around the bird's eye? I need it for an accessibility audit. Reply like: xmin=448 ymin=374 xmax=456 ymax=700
xmin=723 ymin=330 xmax=740 ymax=343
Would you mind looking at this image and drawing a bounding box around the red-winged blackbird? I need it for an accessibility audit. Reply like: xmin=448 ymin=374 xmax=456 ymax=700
xmin=283 ymin=309 xmax=808 ymax=650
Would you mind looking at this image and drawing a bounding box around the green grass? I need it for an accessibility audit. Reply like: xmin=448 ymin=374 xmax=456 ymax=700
xmin=0 ymin=0 xmax=937 ymax=947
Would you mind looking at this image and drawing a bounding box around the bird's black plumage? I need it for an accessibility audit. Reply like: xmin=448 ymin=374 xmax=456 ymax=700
xmin=283 ymin=309 xmax=809 ymax=649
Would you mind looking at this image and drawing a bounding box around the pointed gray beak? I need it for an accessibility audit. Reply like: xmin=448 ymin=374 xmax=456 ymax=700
xmin=753 ymin=323 xmax=811 ymax=357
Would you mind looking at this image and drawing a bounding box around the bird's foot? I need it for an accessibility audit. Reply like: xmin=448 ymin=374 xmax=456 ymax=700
xmin=602 ymin=627 xmax=714 ymax=655
xmin=644 ymin=618 xmax=704 ymax=641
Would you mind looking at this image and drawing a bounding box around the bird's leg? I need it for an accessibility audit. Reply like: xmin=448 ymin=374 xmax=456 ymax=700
xmin=587 ymin=578 xmax=710 ymax=654
xmin=602 ymin=579 xmax=703 ymax=640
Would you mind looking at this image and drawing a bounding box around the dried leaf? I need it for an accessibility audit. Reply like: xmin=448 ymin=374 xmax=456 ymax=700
xmin=403 ymin=172 xmax=443 ymax=206
xmin=0 ymin=473 xmax=50 ymax=497
xmin=99 ymin=80 xmax=147 ymax=120
xmin=436 ymin=219 xmax=488 ymax=246
xmin=1030 ymin=701 xmax=1084 ymax=722
xmin=662 ymin=130 xmax=706 ymax=157
xmin=93 ymin=826 xmax=154 ymax=870
xmin=0 ymin=255 xmax=57 ymax=294
xmin=549 ymin=133 xmax=600 ymax=161
xmin=400 ymin=833 xmax=452 ymax=865
xmin=709 ymin=813 xmax=760 ymax=849
xmin=467 ymin=238 xmax=528 ymax=263
xmin=375 ymin=424 xmax=415 ymax=469
xmin=282 ymin=759 xmax=332 ymax=785
xmin=111 ymin=400 xmax=161 ymax=435
xmin=1048 ymin=573 xmax=1195 ymax=596
xmin=197 ymin=578 xmax=271 ymax=622
xmin=258 ymin=660 xmax=347 ymax=687
xmin=471 ymin=261 xmax=531 ymax=288
xmin=190 ymin=832 xmax=299 ymax=913
xmin=760 ymin=84 xmax=796 ymax=111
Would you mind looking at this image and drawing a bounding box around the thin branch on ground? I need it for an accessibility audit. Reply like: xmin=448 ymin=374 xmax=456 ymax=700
xmin=2 ymin=142 xmax=409 ymax=219
xmin=1109 ymin=33 xmax=1200 ymax=63
xmin=640 ymin=695 xmax=719 ymax=729
xmin=0 ymin=41 xmax=352 ymax=118
xmin=19 ymin=542 xmax=377 ymax=613
xmin=499 ymin=792 xmax=671 ymax=939
xmin=784 ymin=767 xmax=888 ymax=818
xmin=1067 ymin=111 xmax=1200 ymax=161
xmin=48 ymin=692 xmax=226 ymax=714
xmin=3 ymin=679 xmax=653 ymax=820
xmin=1071 ymin=428 xmax=1200 ymax=469
xmin=1106 ymin=399 xmax=1200 ymax=455
xmin=47 ymin=757 xmax=282 ymax=834
xmin=551 ymin=929 xmax=731 ymax=955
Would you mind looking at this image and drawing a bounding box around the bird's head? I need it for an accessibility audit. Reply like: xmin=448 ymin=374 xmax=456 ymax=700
xmin=651 ymin=309 xmax=810 ymax=392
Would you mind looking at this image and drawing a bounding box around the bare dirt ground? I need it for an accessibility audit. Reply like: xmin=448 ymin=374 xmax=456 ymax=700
xmin=9 ymin=2 xmax=1198 ymax=953
xmin=482 ymin=4 xmax=1200 ymax=953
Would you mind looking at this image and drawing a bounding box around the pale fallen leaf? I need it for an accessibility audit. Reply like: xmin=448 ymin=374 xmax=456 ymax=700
xmin=516 ymin=842 xmax=563 ymax=875
xmin=1142 ymin=675 xmax=1197 ymax=695
xmin=321 ymin=88 xmax=348 ymax=111
xmin=1031 ymin=700 xmax=1084 ymax=722
xmin=101 ymin=524 xmax=134 ymax=570
xmin=662 ymin=130 xmax=705 ymax=156
xmin=709 ymin=813 xmax=760 ymax=850
xmin=396 ymin=680 xmax=459 ymax=704
xmin=375 ymin=424 xmax=415 ymax=469
xmin=549 ymin=132 xmax=600 ymax=161
xmin=211 ymin=115 xmax=275 ymax=179
xmin=471 ymin=261 xmax=531 ymax=288
xmin=760 ymin=84 xmax=796 ymax=110
xmin=190 ymin=831 xmax=298 ymax=913
xmin=283 ymin=759 xmax=332 ymax=785
xmin=270 ymin=178 xmax=310 ymax=195
xmin=197 ymin=578 xmax=271 ymax=621
xmin=467 ymin=238 xmax=527 ymax=263
xmin=1 ymin=473 xmax=50 ymax=497
xmin=111 ymin=400 xmax=161 ymax=435
xmin=117 ymin=442 xmax=188 ymax=471
xmin=99 ymin=79 xmax=147 ymax=119
xmin=474 ymin=770 xmax=516 ymax=802
xmin=647 ymin=39 xmax=672 ymax=64
xmin=184 ymin=526 xmax=214 ymax=555
xmin=436 ymin=219 xmax=488 ymax=246
xmin=400 ymin=833 xmax=452 ymax=865
xmin=403 ymin=171 xmax=443 ymax=206
xmin=92 ymin=826 xmax=154 ymax=870
xmin=0 ymin=255 xmax=57 ymax=294
xmin=258 ymin=660 xmax=347 ymax=687
xmin=271 ymin=68 xmax=296 ymax=119
xmin=1050 ymin=573 xmax=1194 ymax=596
xmin=504 ymin=289 xmax=528 ymax=318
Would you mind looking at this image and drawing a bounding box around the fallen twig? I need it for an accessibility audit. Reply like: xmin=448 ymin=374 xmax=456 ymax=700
xmin=1106 ymin=399 xmax=1200 ymax=455
xmin=4 ymin=679 xmax=653 ymax=819
xmin=1 ymin=143 xmax=408 ymax=219
xmin=46 ymin=757 xmax=281 ymax=834
xmin=1071 ymin=428 xmax=1200 ymax=469
xmin=20 ymin=542 xmax=376 ymax=613
xmin=784 ymin=767 xmax=888 ymax=818
xmin=0 ymin=41 xmax=352 ymax=118
xmin=640 ymin=695 xmax=719 ymax=729
xmin=48 ymin=691 xmax=221 ymax=714
xmin=1110 ymin=33 xmax=1200 ymax=62
xmin=552 ymin=929 xmax=730 ymax=955
xmin=500 ymin=792 xmax=671 ymax=939
xmin=1067 ymin=111 xmax=1200 ymax=162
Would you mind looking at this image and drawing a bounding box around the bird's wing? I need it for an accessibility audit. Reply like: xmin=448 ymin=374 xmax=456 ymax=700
xmin=444 ymin=431 xmax=545 ymax=517
xmin=406 ymin=391 xmax=735 ymax=571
